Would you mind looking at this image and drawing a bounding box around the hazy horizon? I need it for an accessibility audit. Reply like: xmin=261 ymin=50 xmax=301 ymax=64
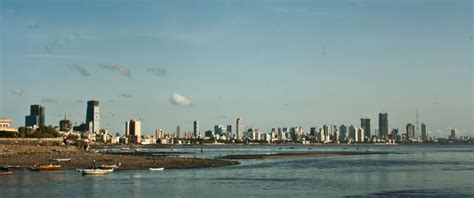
xmin=1 ymin=0 xmax=472 ymax=137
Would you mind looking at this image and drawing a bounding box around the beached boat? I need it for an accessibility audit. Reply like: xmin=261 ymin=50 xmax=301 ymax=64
xmin=51 ymin=158 xmax=72 ymax=162
xmin=0 ymin=171 xmax=13 ymax=175
xmin=149 ymin=167 xmax=164 ymax=171
xmin=82 ymin=169 xmax=108 ymax=175
xmin=30 ymin=164 xmax=61 ymax=171
xmin=0 ymin=164 xmax=21 ymax=170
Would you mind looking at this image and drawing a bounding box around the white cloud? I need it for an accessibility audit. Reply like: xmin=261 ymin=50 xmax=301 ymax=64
xmin=9 ymin=89 xmax=23 ymax=96
xmin=68 ymin=64 xmax=90 ymax=77
xmin=170 ymin=93 xmax=191 ymax=107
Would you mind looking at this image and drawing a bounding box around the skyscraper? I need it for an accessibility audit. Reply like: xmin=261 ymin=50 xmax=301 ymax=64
xmin=176 ymin=125 xmax=181 ymax=139
xmin=378 ymin=113 xmax=388 ymax=139
xmin=25 ymin=104 xmax=45 ymax=127
xmin=193 ymin=120 xmax=199 ymax=138
xmin=86 ymin=100 xmax=100 ymax=133
xmin=421 ymin=123 xmax=427 ymax=141
xmin=226 ymin=125 xmax=232 ymax=139
xmin=361 ymin=118 xmax=371 ymax=138
xmin=236 ymin=118 xmax=243 ymax=140
xmin=339 ymin=124 xmax=348 ymax=142
xmin=406 ymin=123 xmax=415 ymax=140
xmin=126 ymin=119 xmax=141 ymax=144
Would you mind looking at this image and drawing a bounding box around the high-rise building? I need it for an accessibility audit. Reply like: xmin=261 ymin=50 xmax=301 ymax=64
xmin=378 ymin=113 xmax=388 ymax=139
xmin=126 ymin=119 xmax=141 ymax=144
xmin=236 ymin=118 xmax=243 ymax=140
xmin=450 ymin=129 xmax=456 ymax=140
xmin=361 ymin=118 xmax=371 ymax=138
xmin=193 ymin=121 xmax=199 ymax=138
xmin=421 ymin=123 xmax=427 ymax=141
xmin=176 ymin=125 xmax=181 ymax=138
xmin=25 ymin=104 xmax=45 ymax=127
xmin=86 ymin=100 xmax=100 ymax=133
xmin=406 ymin=123 xmax=415 ymax=140
xmin=339 ymin=125 xmax=348 ymax=142
xmin=348 ymin=125 xmax=356 ymax=142
xmin=226 ymin=125 xmax=232 ymax=139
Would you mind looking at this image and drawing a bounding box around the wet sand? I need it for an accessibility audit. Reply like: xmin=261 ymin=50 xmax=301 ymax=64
xmin=0 ymin=145 xmax=239 ymax=170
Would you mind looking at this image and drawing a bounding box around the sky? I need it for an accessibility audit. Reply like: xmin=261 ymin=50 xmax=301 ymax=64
xmin=0 ymin=0 xmax=472 ymax=138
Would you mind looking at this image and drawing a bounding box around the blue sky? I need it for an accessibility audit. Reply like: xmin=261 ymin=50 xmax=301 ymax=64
xmin=1 ymin=0 xmax=472 ymax=137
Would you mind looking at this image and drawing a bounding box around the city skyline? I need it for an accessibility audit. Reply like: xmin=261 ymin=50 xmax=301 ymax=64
xmin=1 ymin=0 xmax=472 ymax=137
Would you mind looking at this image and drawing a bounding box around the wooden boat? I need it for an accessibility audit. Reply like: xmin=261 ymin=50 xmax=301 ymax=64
xmin=149 ymin=167 xmax=164 ymax=171
xmin=51 ymin=158 xmax=72 ymax=162
xmin=0 ymin=164 xmax=21 ymax=171
xmin=82 ymin=169 xmax=108 ymax=175
xmin=0 ymin=171 xmax=13 ymax=175
xmin=30 ymin=164 xmax=61 ymax=171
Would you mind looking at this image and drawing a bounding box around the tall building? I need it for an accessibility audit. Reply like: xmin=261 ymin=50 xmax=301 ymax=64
xmin=361 ymin=118 xmax=371 ymax=138
xmin=176 ymin=125 xmax=181 ymax=138
xmin=406 ymin=123 xmax=415 ymax=140
xmin=226 ymin=125 xmax=232 ymax=139
xmin=236 ymin=118 xmax=243 ymax=140
xmin=86 ymin=100 xmax=100 ymax=133
xmin=450 ymin=129 xmax=456 ymax=140
xmin=126 ymin=119 xmax=141 ymax=144
xmin=25 ymin=104 xmax=45 ymax=127
xmin=421 ymin=123 xmax=427 ymax=141
xmin=348 ymin=125 xmax=356 ymax=142
xmin=378 ymin=113 xmax=388 ymax=139
xmin=339 ymin=125 xmax=348 ymax=142
xmin=193 ymin=121 xmax=199 ymax=138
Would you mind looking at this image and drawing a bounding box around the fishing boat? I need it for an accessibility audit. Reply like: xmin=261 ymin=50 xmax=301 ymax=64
xmin=0 ymin=171 xmax=13 ymax=175
xmin=82 ymin=169 xmax=108 ymax=175
xmin=51 ymin=158 xmax=72 ymax=162
xmin=0 ymin=164 xmax=21 ymax=171
xmin=149 ymin=167 xmax=164 ymax=171
xmin=30 ymin=164 xmax=61 ymax=171
xmin=99 ymin=162 xmax=121 ymax=170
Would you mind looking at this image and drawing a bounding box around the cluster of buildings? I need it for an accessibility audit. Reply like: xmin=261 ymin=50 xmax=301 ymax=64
xmin=0 ymin=100 xmax=472 ymax=145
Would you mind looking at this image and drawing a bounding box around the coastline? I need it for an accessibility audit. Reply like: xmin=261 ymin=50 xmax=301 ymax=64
xmin=0 ymin=145 xmax=239 ymax=170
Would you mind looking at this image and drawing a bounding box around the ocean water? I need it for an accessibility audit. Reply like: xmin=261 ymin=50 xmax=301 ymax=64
xmin=1 ymin=145 xmax=473 ymax=197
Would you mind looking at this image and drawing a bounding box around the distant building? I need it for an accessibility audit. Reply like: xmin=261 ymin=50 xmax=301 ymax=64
xmin=0 ymin=118 xmax=18 ymax=136
xmin=86 ymin=100 xmax=100 ymax=133
xmin=310 ymin=127 xmax=317 ymax=136
xmin=193 ymin=121 xmax=199 ymax=138
xmin=126 ymin=119 xmax=141 ymax=144
xmin=226 ymin=125 xmax=232 ymax=139
xmin=378 ymin=113 xmax=388 ymax=139
xmin=348 ymin=125 xmax=356 ymax=142
xmin=59 ymin=119 xmax=72 ymax=132
xmin=361 ymin=118 xmax=371 ymax=138
xmin=450 ymin=129 xmax=456 ymax=140
xmin=406 ymin=123 xmax=415 ymax=140
xmin=421 ymin=123 xmax=427 ymax=141
xmin=176 ymin=125 xmax=181 ymax=139
xmin=25 ymin=104 xmax=45 ymax=127
xmin=236 ymin=118 xmax=243 ymax=140
xmin=214 ymin=125 xmax=225 ymax=136
xmin=339 ymin=125 xmax=348 ymax=142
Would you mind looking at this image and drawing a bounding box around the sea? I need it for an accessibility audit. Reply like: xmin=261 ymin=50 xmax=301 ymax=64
xmin=1 ymin=144 xmax=473 ymax=198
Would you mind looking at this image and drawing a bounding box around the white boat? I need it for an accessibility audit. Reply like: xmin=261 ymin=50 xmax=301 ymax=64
xmin=51 ymin=158 xmax=72 ymax=162
xmin=149 ymin=167 xmax=164 ymax=171
xmin=82 ymin=169 xmax=108 ymax=175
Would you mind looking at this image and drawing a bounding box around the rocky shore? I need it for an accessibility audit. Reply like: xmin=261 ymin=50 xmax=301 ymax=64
xmin=0 ymin=145 xmax=239 ymax=170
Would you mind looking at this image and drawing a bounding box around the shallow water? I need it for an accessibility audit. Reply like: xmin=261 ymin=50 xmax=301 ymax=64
xmin=1 ymin=145 xmax=473 ymax=197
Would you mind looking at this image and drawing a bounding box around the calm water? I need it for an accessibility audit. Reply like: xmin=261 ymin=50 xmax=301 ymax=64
xmin=1 ymin=145 xmax=473 ymax=197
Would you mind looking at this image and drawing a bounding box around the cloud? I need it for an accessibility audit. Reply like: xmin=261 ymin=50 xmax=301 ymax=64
xmin=42 ymin=98 xmax=58 ymax=103
xmin=170 ymin=93 xmax=191 ymax=107
xmin=147 ymin=67 xmax=167 ymax=77
xmin=68 ymin=64 xmax=90 ymax=77
xmin=99 ymin=64 xmax=131 ymax=78
xmin=9 ymin=89 xmax=23 ymax=96
xmin=119 ymin=93 xmax=133 ymax=98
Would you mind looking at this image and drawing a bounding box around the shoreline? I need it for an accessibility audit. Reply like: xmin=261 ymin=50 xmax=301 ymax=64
xmin=220 ymin=151 xmax=401 ymax=159
xmin=0 ymin=145 xmax=239 ymax=170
